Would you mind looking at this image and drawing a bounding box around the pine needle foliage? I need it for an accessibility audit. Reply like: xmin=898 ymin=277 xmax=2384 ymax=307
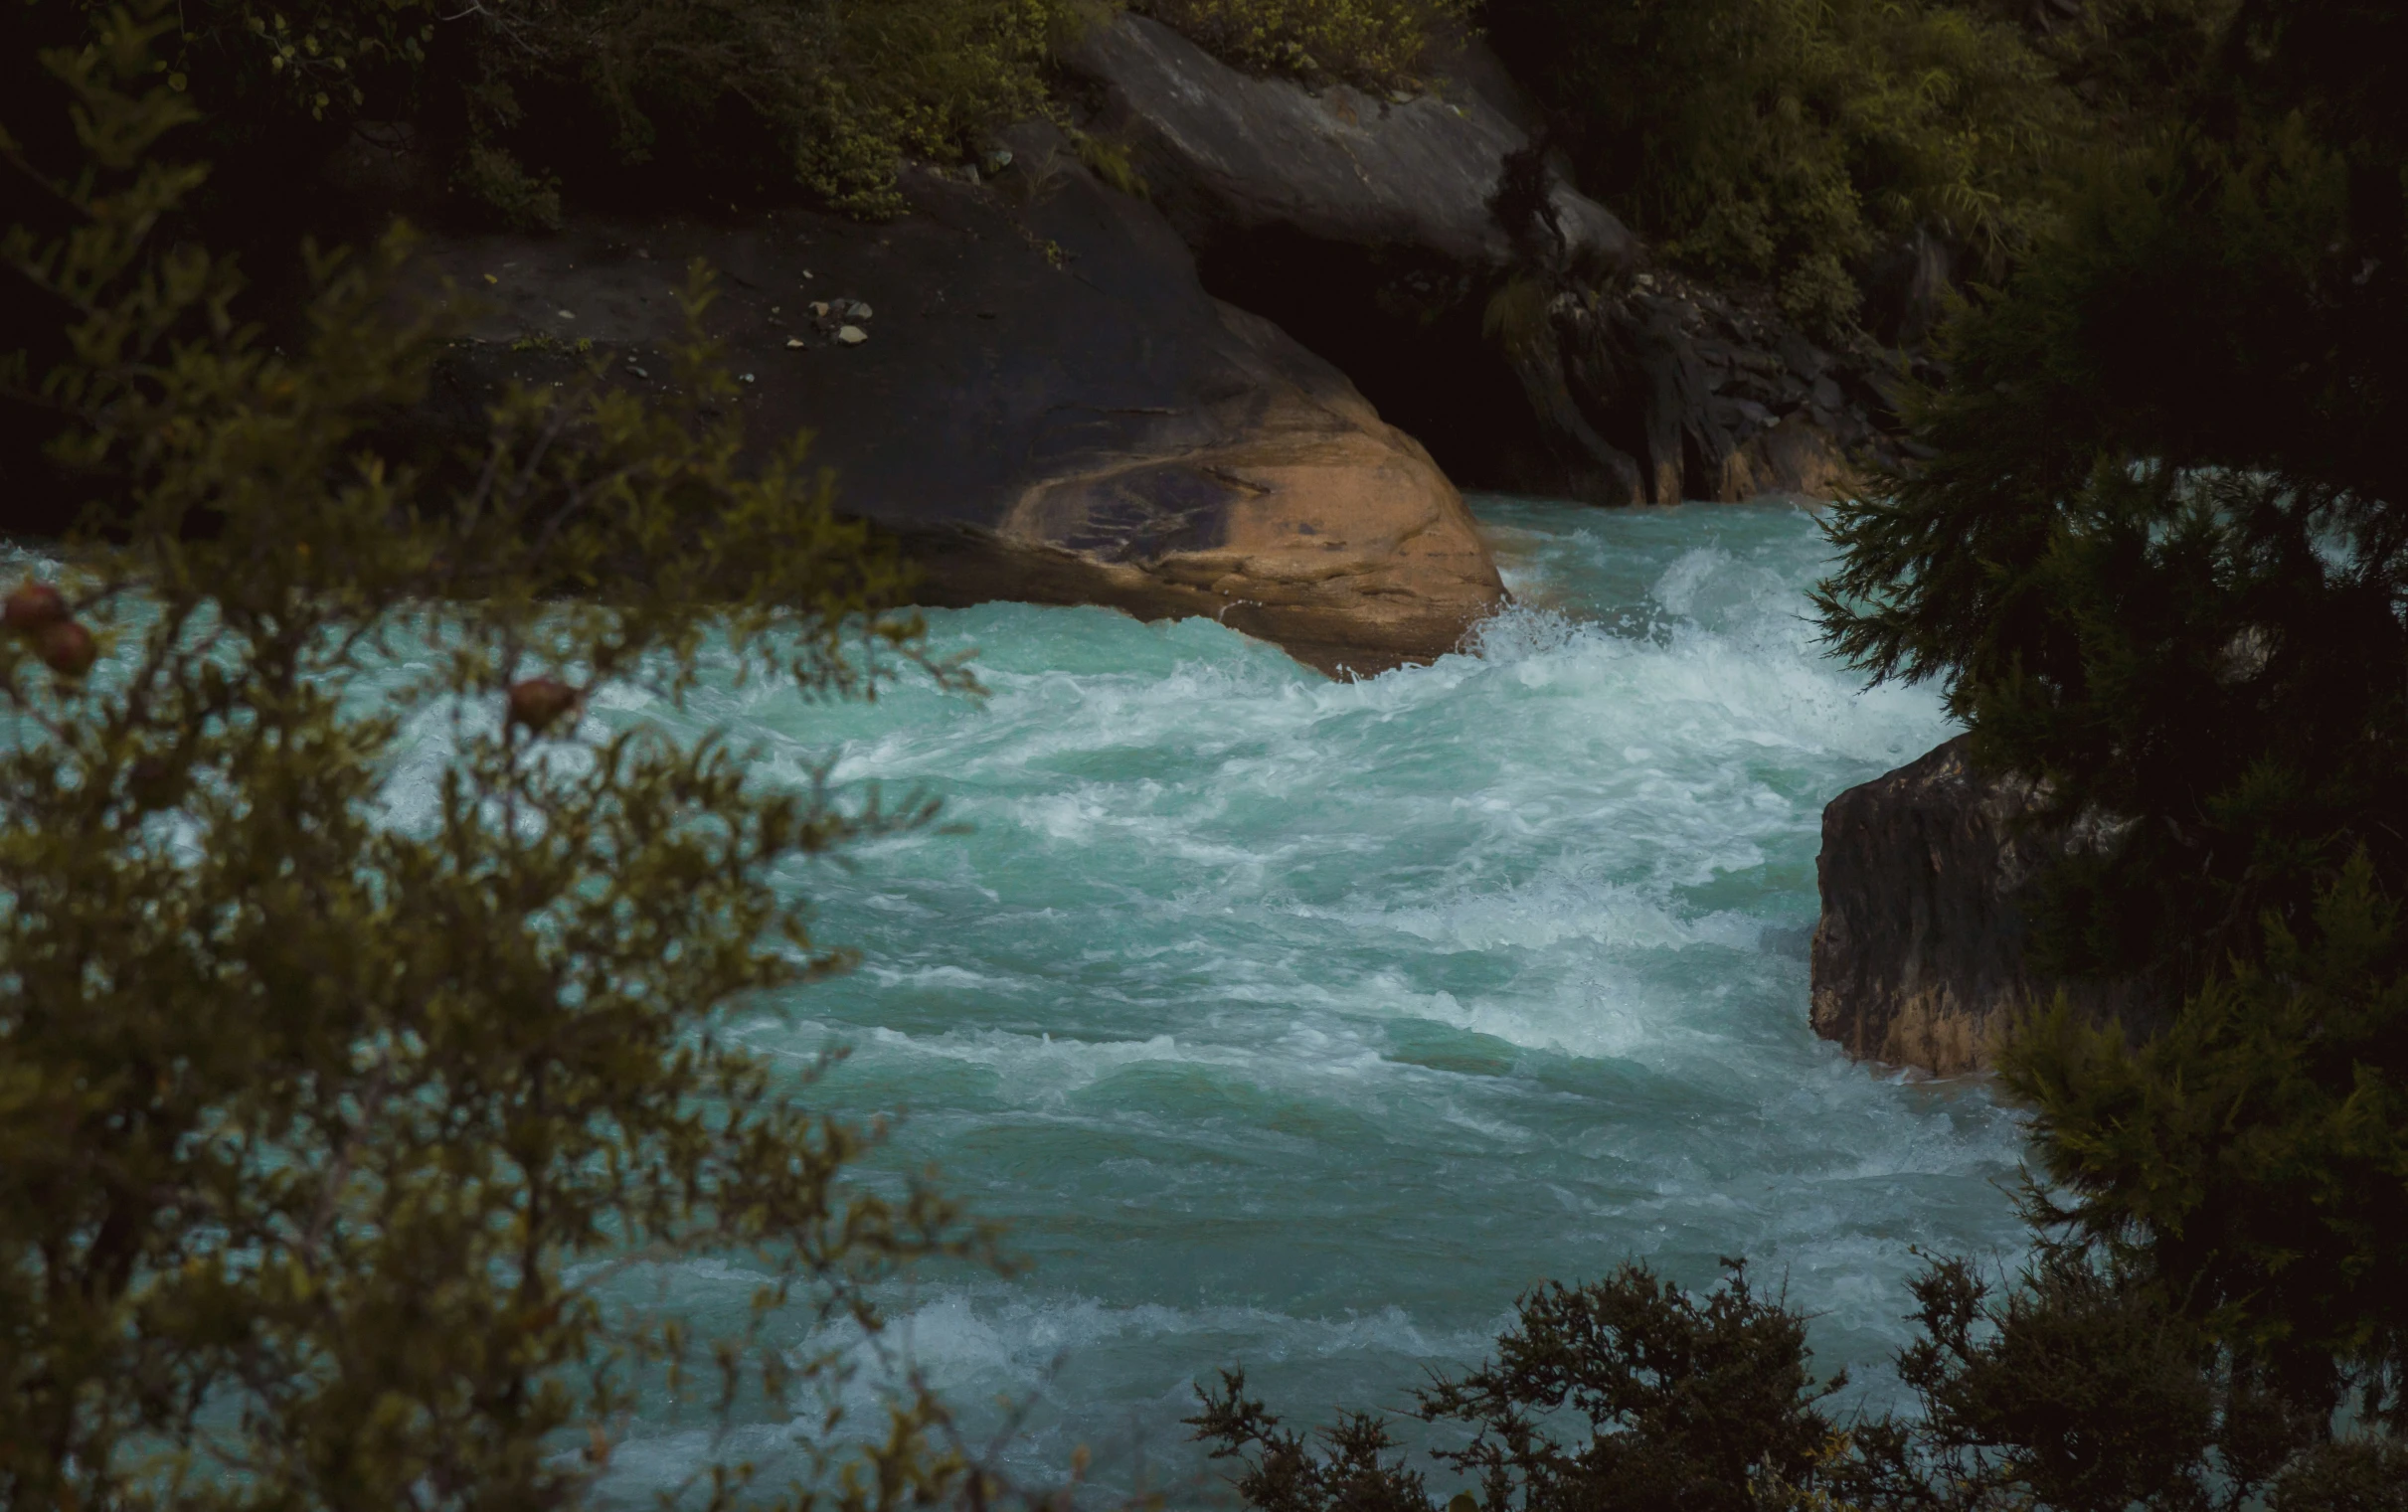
xmin=1813 ymin=3 xmax=2407 ymax=986
xmin=1191 ymin=1262 xmax=1841 ymax=1512
xmin=1134 ymin=0 xmax=1475 ymax=88
xmin=1815 ymin=0 xmax=2408 ymax=1429
xmin=1195 ymin=1257 xmax=2408 ymax=1512
xmin=2005 ymin=857 xmax=2408 ymax=1421
xmin=0 ymin=13 xmax=1011 ymax=1507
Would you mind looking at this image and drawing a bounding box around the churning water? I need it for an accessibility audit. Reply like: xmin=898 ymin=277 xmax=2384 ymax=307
xmin=582 ymin=498 xmax=2031 ymax=1504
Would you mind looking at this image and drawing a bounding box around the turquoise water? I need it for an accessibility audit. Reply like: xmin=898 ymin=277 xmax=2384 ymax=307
xmin=587 ymin=497 xmax=2029 ymax=1503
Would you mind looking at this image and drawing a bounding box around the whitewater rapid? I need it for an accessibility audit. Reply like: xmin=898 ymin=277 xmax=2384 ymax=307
xmin=585 ymin=498 xmax=2028 ymax=1503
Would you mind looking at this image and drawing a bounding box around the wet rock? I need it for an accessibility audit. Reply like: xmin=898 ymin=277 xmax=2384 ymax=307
xmin=411 ymin=122 xmax=1501 ymax=676
xmin=1810 ymin=736 xmax=2152 ymax=1075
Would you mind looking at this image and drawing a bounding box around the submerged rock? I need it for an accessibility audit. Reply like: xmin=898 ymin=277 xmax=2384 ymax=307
xmin=1810 ymin=736 xmax=2149 ymax=1076
xmin=413 ymin=122 xmax=1501 ymax=675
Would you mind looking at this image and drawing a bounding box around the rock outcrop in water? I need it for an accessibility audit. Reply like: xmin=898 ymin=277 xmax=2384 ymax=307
xmin=406 ymin=121 xmax=1503 ymax=677
xmin=1810 ymin=736 xmax=2150 ymax=1076
xmin=1061 ymin=13 xmax=1897 ymax=506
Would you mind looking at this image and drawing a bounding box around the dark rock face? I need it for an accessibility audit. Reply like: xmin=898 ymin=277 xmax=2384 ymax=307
xmin=1810 ymin=736 xmax=2149 ymax=1076
xmin=1063 ymin=14 xmax=1637 ymax=500
xmin=1064 ymin=14 xmax=1634 ymax=273
xmin=411 ymin=122 xmax=1503 ymax=675
xmin=1556 ymin=270 xmax=1879 ymax=505
xmin=1062 ymin=13 xmax=1896 ymax=507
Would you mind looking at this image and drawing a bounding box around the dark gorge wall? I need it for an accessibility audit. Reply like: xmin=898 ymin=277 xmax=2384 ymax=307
xmin=1061 ymin=13 xmax=1899 ymax=508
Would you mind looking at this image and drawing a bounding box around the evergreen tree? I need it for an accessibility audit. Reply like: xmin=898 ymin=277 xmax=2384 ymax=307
xmin=1192 ymin=1256 xmax=2408 ymax=1512
xmin=1816 ymin=0 xmax=2408 ymax=1421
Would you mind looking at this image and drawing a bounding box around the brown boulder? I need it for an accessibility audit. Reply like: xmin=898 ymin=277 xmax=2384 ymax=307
xmin=1810 ymin=736 xmax=2148 ymax=1075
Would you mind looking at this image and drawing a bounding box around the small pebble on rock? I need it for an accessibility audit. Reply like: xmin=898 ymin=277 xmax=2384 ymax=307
xmin=557 ymin=309 xmax=575 ymax=320
xmin=811 ymin=301 xmax=832 ymax=318
xmin=836 ymin=326 xmax=869 ymax=347
xmin=785 ymin=337 xmax=806 ymax=350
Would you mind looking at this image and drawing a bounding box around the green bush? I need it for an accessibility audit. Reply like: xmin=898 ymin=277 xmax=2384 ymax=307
xmin=1195 ymin=1255 xmax=2408 ymax=1512
xmin=1136 ymin=0 xmax=1475 ymax=89
xmin=1191 ymin=1261 xmax=1842 ymax=1512
xmin=42 ymin=0 xmax=1073 ymax=221
xmin=554 ymin=0 xmax=1071 ymax=215
xmin=2006 ymin=859 xmax=2408 ymax=1418
xmin=1483 ymin=0 xmax=2141 ymax=332
xmin=0 ymin=12 xmax=1029 ymax=1505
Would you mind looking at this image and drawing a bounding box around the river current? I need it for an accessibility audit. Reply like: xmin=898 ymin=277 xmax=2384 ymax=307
xmin=577 ymin=497 xmax=2030 ymax=1504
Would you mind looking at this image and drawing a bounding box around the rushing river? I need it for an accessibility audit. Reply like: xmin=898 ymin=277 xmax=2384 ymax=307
xmin=582 ymin=497 xmax=2031 ymax=1504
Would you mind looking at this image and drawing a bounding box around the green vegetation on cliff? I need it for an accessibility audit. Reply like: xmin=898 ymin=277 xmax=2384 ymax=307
xmin=1482 ymin=0 xmax=2231 ymax=331
xmin=11 ymin=0 xmax=1072 ymax=220
xmin=1133 ymin=0 xmax=1475 ymax=86
xmin=9 ymin=0 xmax=2224 ymax=324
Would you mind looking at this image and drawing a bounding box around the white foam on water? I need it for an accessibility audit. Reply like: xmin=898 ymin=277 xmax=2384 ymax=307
xmin=331 ymin=500 xmax=2025 ymax=1505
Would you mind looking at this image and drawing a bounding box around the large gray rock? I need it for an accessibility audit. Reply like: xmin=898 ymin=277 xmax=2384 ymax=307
xmin=1063 ymin=15 xmax=1649 ymax=500
xmin=1809 ymin=736 xmax=2150 ymax=1075
xmin=1066 ymin=14 xmax=1635 ymax=272
xmin=409 ymin=123 xmax=1504 ymax=675
xmin=1062 ymin=14 xmax=1887 ymax=506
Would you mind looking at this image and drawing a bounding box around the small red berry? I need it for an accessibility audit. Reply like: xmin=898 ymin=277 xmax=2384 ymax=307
xmin=4 ymin=582 xmax=68 ymax=636
xmin=35 ymin=619 xmax=96 ymax=678
xmin=507 ymin=677 xmax=581 ymax=733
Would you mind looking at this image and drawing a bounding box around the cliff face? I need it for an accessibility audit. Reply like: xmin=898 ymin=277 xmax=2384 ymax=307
xmin=1809 ymin=737 xmax=2150 ymax=1076
xmin=1063 ymin=13 xmax=1898 ymax=509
